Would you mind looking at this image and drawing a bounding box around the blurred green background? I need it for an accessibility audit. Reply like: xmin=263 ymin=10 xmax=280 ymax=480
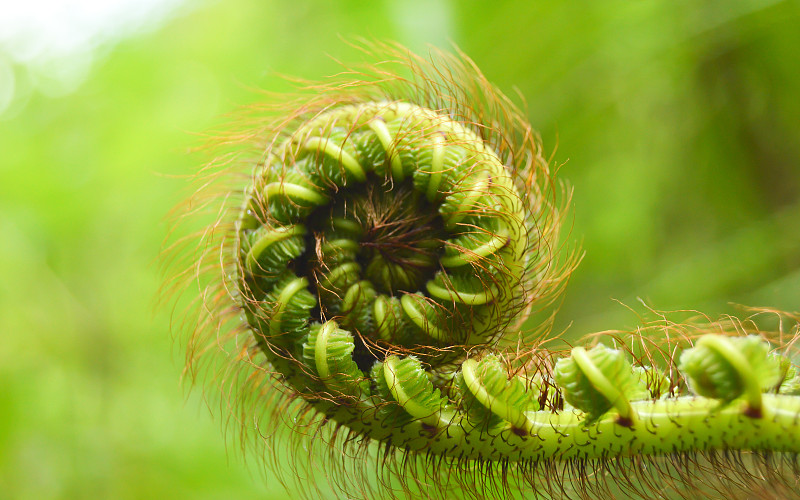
xmin=1 ymin=0 xmax=798 ymax=498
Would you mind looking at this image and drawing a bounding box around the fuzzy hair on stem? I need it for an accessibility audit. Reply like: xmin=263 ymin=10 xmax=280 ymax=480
xmin=162 ymin=41 xmax=800 ymax=500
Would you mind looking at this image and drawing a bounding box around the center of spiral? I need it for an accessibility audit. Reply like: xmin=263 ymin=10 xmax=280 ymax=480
xmin=306 ymin=180 xmax=444 ymax=301
xmin=348 ymin=182 xmax=444 ymax=295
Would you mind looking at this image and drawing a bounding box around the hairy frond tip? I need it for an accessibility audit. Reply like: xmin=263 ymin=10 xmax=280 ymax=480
xmin=162 ymin=41 xmax=800 ymax=500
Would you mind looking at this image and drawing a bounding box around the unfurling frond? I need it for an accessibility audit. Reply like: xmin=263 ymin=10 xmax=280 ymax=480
xmin=163 ymin=42 xmax=800 ymax=500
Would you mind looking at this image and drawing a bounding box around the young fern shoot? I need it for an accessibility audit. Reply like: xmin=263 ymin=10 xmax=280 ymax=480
xmin=165 ymin=43 xmax=800 ymax=499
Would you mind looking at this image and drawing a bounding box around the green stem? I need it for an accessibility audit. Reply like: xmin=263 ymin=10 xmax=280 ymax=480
xmin=328 ymin=394 xmax=800 ymax=461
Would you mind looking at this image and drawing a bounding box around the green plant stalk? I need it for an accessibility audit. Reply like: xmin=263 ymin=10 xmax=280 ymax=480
xmin=267 ymin=343 xmax=800 ymax=460
xmin=315 ymin=395 xmax=800 ymax=459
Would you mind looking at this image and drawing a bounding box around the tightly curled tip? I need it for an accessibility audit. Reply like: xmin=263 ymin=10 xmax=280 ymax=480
xmin=210 ymin=50 xmax=583 ymax=471
xmin=239 ymin=100 xmax=542 ymax=357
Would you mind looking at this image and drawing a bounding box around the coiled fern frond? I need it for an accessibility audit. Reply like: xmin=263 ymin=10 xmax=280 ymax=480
xmin=164 ymin=42 xmax=800 ymax=499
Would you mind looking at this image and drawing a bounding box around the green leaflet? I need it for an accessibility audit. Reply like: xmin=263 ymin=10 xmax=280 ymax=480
xmin=460 ymin=355 xmax=540 ymax=432
xmin=679 ymin=334 xmax=782 ymax=414
xmin=554 ymin=344 xmax=639 ymax=422
xmin=382 ymin=356 xmax=455 ymax=428
xmin=303 ymin=321 xmax=370 ymax=399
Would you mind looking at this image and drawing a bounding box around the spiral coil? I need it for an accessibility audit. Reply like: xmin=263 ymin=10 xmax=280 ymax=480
xmin=171 ymin=44 xmax=800 ymax=499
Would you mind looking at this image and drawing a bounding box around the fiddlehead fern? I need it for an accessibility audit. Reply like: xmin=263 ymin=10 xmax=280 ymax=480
xmin=166 ymin=43 xmax=800 ymax=499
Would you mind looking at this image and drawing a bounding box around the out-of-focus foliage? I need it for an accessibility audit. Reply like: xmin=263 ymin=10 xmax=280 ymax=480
xmin=0 ymin=0 xmax=797 ymax=498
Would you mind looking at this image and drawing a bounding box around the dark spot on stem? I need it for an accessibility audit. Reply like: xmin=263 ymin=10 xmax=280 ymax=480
xmin=421 ymin=423 xmax=437 ymax=436
xmin=744 ymin=406 xmax=762 ymax=419
xmin=616 ymin=416 xmax=634 ymax=428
